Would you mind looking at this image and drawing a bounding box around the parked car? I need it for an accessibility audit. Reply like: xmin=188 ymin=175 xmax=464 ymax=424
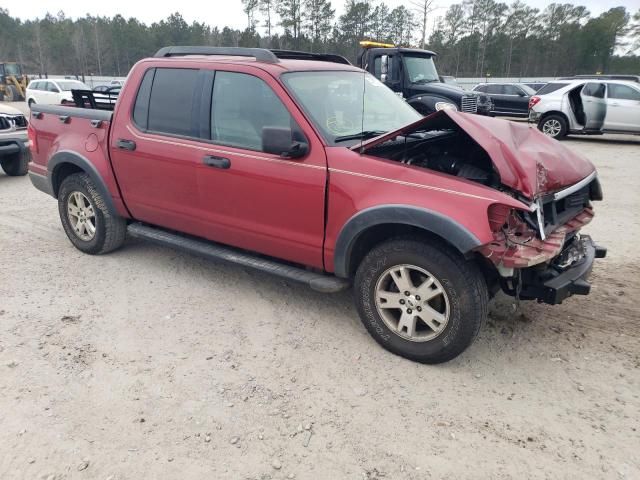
xmin=26 ymin=79 xmax=90 ymax=106
xmin=358 ymin=41 xmax=493 ymax=115
xmin=522 ymin=82 xmax=546 ymax=92
xmin=559 ymin=74 xmax=640 ymax=83
xmin=529 ymin=79 xmax=640 ymax=139
xmin=472 ymin=82 xmax=536 ymax=117
xmin=0 ymin=103 xmax=30 ymax=176
xmin=27 ymin=46 xmax=605 ymax=364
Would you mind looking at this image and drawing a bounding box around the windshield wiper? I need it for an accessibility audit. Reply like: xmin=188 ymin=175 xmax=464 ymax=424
xmin=334 ymin=130 xmax=387 ymax=143
xmin=413 ymin=78 xmax=439 ymax=84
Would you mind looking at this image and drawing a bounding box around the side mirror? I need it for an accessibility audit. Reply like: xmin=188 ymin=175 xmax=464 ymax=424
xmin=380 ymin=55 xmax=389 ymax=83
xmin=262 ymin=127 xmax=308 ymax=159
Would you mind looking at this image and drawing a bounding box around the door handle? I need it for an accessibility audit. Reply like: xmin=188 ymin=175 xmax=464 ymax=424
xmin=203 ymin=155 xmax=231 ymax=169
xmin=58 ymin=115 xmax=70 ymax=123
xmin=116 ymin=139 xmax=136 ymax=151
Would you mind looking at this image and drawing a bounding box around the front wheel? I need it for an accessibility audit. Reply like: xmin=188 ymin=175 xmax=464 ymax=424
xmin=354 ymin=238 xmax=488 ymax=364
xmin=538 ymin=114 xmax=568 ymax=140
xmin=0 ymin=150 xmax=30 ymax=176
xmin=58 ymin=173 xmax=126 ymax=254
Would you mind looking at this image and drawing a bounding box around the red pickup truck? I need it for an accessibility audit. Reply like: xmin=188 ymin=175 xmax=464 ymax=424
xmin=28 ymin=47 xmax=606 ymax=363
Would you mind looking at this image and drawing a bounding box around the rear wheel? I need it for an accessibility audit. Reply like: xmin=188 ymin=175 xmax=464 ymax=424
xmin=538 ymin=114 xmax=568 ymax=140
xmin=354 ymin=238 xmax=488 ymax=364
xmin=0 ymin=149 xmax=30 ymax=176
xmin=28 ymin=98 xmax=35 ymax=108
xmin=58 ymin=173 xmax=126 ymax=254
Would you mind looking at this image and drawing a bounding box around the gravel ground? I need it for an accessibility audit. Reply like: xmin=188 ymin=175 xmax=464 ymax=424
xmin=1 ymin=103 xmax=639 ymax=479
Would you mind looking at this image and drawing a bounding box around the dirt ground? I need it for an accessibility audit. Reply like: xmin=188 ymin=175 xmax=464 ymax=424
xmin=1 ymin=102 xmax=639 ymax=479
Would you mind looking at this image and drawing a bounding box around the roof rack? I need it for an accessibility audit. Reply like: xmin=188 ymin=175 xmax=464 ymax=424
xmin=269 ymin=49 xmax=351 ymax=65
xmin=154 ymin=46 xmax=280 ymax=63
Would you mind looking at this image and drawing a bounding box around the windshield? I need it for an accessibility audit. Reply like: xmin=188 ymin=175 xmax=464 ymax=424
xmin=404 ymin=55 xmax=439 ymax=84
xmin=4 ymin=63 xmax=22 ymax=76
xmin=57 ymin=80 xmax=88 ymax=91
xmin=282 ymin=71 xmax=421 ymax=145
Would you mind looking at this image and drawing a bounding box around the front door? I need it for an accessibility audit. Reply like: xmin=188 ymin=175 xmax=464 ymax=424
xmin=604 ymin=83 xmax=640 ymax=132
xmin=580 ymin=82 xmax=607 ymax=130
xmin=195 ymin=68 xmax=327 ymax=269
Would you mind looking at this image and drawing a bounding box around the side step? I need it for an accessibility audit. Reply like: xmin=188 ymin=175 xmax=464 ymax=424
xmin=127 ymin=223 xmax=350 ymax=293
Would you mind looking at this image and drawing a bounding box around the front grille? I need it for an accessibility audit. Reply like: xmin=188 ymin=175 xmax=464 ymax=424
xmin=541 ymin=184 xmax=591 ymax=234
xmin=461 ymin=95 xmax=478 ymax=113
xmin=12 ymin=115 xmax=28 ymax=129
xmin=0 ymin=114 xmax=27 ymax=131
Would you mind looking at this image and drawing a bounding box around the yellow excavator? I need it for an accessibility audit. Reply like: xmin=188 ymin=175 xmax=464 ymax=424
xmin=0 ymin=62 xmax=29 ymax=102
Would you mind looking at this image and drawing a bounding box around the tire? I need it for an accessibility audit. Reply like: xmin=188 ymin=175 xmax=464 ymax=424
xmin=5 ymin=85 xmax=19 ymax=102
xmin=538 ymin=114 xmax=567 ymax=140
xmin=354 ymin=237 xmax=488 ymax=364
xmin=58 ymin=173 xmax=126 ymax=255
xmin=28 ymin=98 xmax=35 ymax=108
xmin=0 ymin=149 xmax=30 ymax=176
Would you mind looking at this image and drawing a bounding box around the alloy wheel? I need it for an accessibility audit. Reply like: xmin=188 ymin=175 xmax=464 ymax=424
xmin=375 ymin=264 xmax=450 ymax=342
xmin=67 ymin=191 xmax=96 ymax=241
xmin=542 ymin=119 xmax=561 ymax=137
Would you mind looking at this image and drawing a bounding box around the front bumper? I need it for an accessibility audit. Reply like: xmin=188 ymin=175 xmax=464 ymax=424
xmin=516 ymin=235 xmax=606 ymax=305
xmin=0 ymin=132 xmax=29 ymax=157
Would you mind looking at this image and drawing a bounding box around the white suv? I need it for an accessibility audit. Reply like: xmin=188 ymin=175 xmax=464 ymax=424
xmin=529 ymin=79 xmax=640 ymax=139
xmin=25 ymin=79 xmax=90 ymax=107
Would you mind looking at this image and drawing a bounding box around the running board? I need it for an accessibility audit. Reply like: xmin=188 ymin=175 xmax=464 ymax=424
xmin=127 ymin=223 xmax=350 ymax=293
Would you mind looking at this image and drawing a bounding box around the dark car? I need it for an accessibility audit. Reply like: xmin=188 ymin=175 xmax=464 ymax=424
xmin=472 ymin=83 xmax=536 ymax=117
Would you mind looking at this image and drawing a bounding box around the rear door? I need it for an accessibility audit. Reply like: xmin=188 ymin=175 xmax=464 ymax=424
xmin=580 ymin=82 xmax=607 ymax=130
xmin=604 ymin=83 xmax=640 ymax=132
xmin=109 ymin=66 xmax=207 ymax=234
xmin=194 ymin=67 xmax=328 ymax=268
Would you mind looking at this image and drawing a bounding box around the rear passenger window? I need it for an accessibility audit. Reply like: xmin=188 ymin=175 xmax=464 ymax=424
xmin=211 ymin=72 xmax=294 ymax=152
xmin=608 ymin=84 xmax=640 ymax=101
xmin=147 ymin=68 xmax=199 ymax=137
xmin=536 ymin=83 xmax=567 ymax=95
xmin=485 ymin=85 xmax=503 ymax=94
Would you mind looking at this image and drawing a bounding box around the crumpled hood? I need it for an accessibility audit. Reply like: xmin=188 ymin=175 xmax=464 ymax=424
xmin=356 ymin=110 xmax=596 ymax=199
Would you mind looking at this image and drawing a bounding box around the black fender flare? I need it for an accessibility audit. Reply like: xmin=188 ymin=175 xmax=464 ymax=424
xmin=48 ymin=150 xmax=117 ymax=215
xmin=333 ymin=205 xmax=482 ymax=278
xmin=406 ymin=95 xmax=458 ymax=115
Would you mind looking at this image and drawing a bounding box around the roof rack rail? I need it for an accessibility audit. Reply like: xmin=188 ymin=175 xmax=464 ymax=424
xmin=269 ymin=49 xmax=351 ymax=65
xmin=154 ymin=46 xmax=280 ymax=63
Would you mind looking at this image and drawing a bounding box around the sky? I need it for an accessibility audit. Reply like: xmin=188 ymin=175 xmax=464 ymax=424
xmin=4 ymin=0 xmax=640 ymax=33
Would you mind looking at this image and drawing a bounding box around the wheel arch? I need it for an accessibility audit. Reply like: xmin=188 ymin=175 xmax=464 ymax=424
xmin=538 ymin=110 xmax=569 ymax=125
xmin=49 ymin=151 xmax=117 ymax=215
xmin=333 ymin=205 xmax=482 ymax=278
xmin=407 ymin=95 xmax=455 ymax=115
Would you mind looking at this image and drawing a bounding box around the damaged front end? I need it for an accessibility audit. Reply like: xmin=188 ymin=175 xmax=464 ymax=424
xmin=479 ymin=174 xmax=606 ymax=304
xmin=357 ymin=110 xmax=606 ymax=305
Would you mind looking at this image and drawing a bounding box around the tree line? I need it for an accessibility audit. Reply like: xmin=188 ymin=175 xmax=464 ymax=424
xmin=0 ymin=2 xmax=638 ymax=79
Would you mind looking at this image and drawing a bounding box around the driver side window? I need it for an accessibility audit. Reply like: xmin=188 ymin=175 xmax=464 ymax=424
xmin=211 ymin=71 xmax=296 ymax=152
